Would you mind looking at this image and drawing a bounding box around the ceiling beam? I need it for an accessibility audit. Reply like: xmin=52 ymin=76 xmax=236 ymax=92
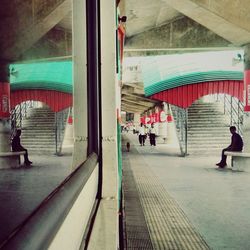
xmin=2 ymin=0 xmax=71 ymax=60
xmin=162 ymin=0 xmax=250 ymax=45
xmin=122 ymin=92 xmax=158 ymax=103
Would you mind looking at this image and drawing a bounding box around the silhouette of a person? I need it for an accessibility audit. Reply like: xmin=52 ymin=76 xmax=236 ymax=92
xmin=12 ymin=129 xmax=32 ymax=165
xmin=216 ymin=126 xmax=243 ymax=168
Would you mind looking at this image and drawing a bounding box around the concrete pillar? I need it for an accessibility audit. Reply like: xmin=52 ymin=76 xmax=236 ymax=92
xmin=0 ymin=62 xmax=11 ymax=153
xmin=158 ymin=103 xmax=168 ymax=143
xmin=166 ymin=104 xmax=180 ymax=146
xmin=100 ymin=1 xmax=118 ymax=199
xmin=134 ymin=113 xmax=140 ymax=126
xmin=243 ymin=44 xmax=250 ymax=152
xmin=72 ymin=0 xmax=88 ymax=169
xmin=62 ymin=108 xmax=73 ymax=153
xmin=88 ymin=1 xmax=118 ymax=249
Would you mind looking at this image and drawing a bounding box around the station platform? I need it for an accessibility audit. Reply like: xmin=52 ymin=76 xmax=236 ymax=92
xmin=0 ymin=154 xmax=72 ymax=244
xmin=1 ymin=134 xmax=250 ymax=249
xmin=122 ymin=133 xmax=250 ymax=250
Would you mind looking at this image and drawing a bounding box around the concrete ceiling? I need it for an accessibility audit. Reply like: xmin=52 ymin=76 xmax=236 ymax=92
xmin=1 ymin=0 xmax=250 ymax=115
xmin=120 ymin=0 xmax=182 ymax=37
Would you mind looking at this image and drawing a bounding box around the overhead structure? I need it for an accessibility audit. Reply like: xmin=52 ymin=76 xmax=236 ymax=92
xmin=1 ymin=0 xmax=250 ymax=114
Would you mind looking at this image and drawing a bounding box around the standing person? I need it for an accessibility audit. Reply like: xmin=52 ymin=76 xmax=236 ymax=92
xmin=138 ymin=123 xmax=146 ymax=146
xmin=149 ymin=123 xmax=156 ymax=146
xmin=12 ymin=129 xmax=32 ymax=166
xmin=216 ymin=126 xmax=243 ymax=168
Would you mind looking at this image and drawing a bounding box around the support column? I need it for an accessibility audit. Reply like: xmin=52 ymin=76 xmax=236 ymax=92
xmin=244 ymin=44 xmax=250 ymax=112
xmin=0 ymin=62 xmax=11 ymax=153
xmin=88 ymin=0 xmax=118 ymax=249
xmin=100 ymin=1 xmax=118 ymax=201
xmin=133 ymin=112 xmax=140 ymax=126
xmin=72 ymin=0 xmax=88 ymax=169
xmin=0 ymin=62 xmax=13 ymax=169
xmin=243 ymin=44 xmax=250 ymax=152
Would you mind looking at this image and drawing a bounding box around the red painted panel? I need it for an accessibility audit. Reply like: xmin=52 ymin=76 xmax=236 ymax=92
xmin=244 ymin=70 xmax=250 ymax=111
xmin=151 ymin=80 xmax=244 ymax=109
xmin=10 ymin=90 xmax=73 ymax=112
xmin=0 ymin=82 xmax=10 ymax=118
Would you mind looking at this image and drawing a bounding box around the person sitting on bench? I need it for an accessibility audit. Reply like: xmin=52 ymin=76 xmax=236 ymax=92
xmin=12 ymin=129 xmax=32 ymax=166
xmin=216 ymin=126 xmax=243 ymax=168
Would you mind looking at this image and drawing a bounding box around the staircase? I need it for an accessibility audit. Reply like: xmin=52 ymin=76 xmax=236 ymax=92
xmin=187 ymin=102 xmax=231 ymax=155
xmin=21 ymin=107 xmax=56 ymax=154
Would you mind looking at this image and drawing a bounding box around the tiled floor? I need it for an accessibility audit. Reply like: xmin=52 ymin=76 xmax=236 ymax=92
xmin=0 ymin=154 xmax=72 ymax=244
xmin=123 ymin=133 xmax=250 ymax=250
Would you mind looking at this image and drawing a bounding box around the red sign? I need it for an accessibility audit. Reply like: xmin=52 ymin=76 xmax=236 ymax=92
xmin=159 ymin=110 xmax=167 ymax=122
xmin=167 ymin=115 xmax=173 ymax=122
xmin=140 ymin=116 xmax=145 ymax=124
xmin=68 ymin=116 xmax=73 ymax=124
xmin=244 ymin=70 xmax=250 ymax=111
xmin=0 ymin=82 xmax=10 ymax=118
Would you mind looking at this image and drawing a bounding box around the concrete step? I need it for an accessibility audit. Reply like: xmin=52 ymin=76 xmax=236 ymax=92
xmin=22 ymin=145 xmax=55 ymax=150
xmin=188 ymin=134 xmax=229 ymax=138
xmin=188 ymin=121 xmax=228 ymax=124
xmin=21 ymin=139 xmax=55 ymax=143
xmin=21 ymin=135 xmax=55 ymax=139
xmin=188 ymin=126 xmax=229 ymax=130
xmin=22 ymin=124 xmax=55 ymax=130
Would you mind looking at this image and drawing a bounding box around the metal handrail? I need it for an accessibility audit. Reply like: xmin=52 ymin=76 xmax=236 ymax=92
xmin=218 ymin=94 xmax=244 ymax=135
xmin=10 ymin=101 xmax=37 ymax=138
xmin=55 ymin=107 xmax=70 ymax=155
xmin=171 ymin=105 xmax=188 ymax=156
xmin=0 ymin=153 xmax=98 ymax=250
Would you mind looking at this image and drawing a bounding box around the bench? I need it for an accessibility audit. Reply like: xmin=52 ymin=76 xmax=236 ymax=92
xmin=0 ymin=151 xmax=26 ymax=169
xmin=224 ymin=151 xmax=250 ymax=171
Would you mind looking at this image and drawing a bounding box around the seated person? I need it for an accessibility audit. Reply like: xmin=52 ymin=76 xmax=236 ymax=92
xmin=216 ymin=126 xmax=243 ymax=168
xmin=12 ymin=129 xmax=32 ymax=165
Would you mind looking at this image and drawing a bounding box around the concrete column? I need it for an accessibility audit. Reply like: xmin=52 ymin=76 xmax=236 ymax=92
xmin=72 ymin=0 xmax=88 ymax=169
xmin=88 ymin=1 xmax=118 ymax=249
xmin=100 ymin=1 xmax=118 ymax=200
xmin=0 ymin=62 xmax=11 ymax=153
xmin=158 ymin=103 xmax=168 ymax=143
xmin=243 ymin=44 xmax=250 ymax=152
xmin=62 ymin=108 xmax=73 ymax=154
xmin=134 ymin=112 xmax=140 ymax=125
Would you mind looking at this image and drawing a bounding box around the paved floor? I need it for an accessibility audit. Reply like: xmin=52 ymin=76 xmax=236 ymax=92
xmin=0 ymin=153 xmax=72 ymax=244
xmin=123 ymin=133 xmax=250 ymax=250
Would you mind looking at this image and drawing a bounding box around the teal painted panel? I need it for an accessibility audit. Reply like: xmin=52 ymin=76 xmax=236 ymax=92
xmin=139 ymin=50 xmax=244 ymax=96
xmin=9 ymin=61 xmax=73 ymax=93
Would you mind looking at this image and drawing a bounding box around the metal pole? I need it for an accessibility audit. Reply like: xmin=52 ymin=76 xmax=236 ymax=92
xmin=224 ymin=94 xmax=226 ymax=114
xmin=185 ymin=108 xmax=188 ymax=156
xmin=55 ymin=112 xmax=58 ymax=154
xmin=230 ymin=96 xmax=233 ymax=125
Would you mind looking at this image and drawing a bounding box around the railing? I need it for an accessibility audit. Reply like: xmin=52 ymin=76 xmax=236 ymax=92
xmin=214 ymin=94 xmax=244 ymax=135
xmin=171 ymin=105 xmax=188 ymax=156
xmin=55 ymin=108 xmax=70 ymax=155
xmin=0 ymin=153 xmax=99 ymax=250
xmin=10 ymin=101 xmax=37 ymax=138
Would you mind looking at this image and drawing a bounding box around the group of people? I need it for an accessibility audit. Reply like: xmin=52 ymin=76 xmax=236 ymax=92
xmin=138 ymin=123 xmax=157 ymax=146
xmin=137 ymin=123 xmax=244 ymax=169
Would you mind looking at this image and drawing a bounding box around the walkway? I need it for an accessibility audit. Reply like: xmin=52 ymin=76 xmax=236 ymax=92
xmin=0 ymin=154 xmax=72 ymax=245
xmin=122 ymin=133 xmax=250 ymax=250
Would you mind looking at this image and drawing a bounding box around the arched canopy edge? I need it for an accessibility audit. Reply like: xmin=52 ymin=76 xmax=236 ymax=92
xmin=151 ymin=80 xmax=243 ymax=109
xmin=11 ymin=89 xmax=73 ymax=112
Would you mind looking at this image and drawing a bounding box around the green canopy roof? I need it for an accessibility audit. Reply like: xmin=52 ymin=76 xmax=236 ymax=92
xmin=137 ymin=50 xmax=244 ymax=96
xmin=9 ymin=61 xmax=73 ymax=93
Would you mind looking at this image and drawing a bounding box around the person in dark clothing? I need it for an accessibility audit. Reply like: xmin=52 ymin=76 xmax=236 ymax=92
xmin=216 ymin=126 xmax=243 ymax=168
xmin=12 ymin=129 xmax=32 ymax=165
